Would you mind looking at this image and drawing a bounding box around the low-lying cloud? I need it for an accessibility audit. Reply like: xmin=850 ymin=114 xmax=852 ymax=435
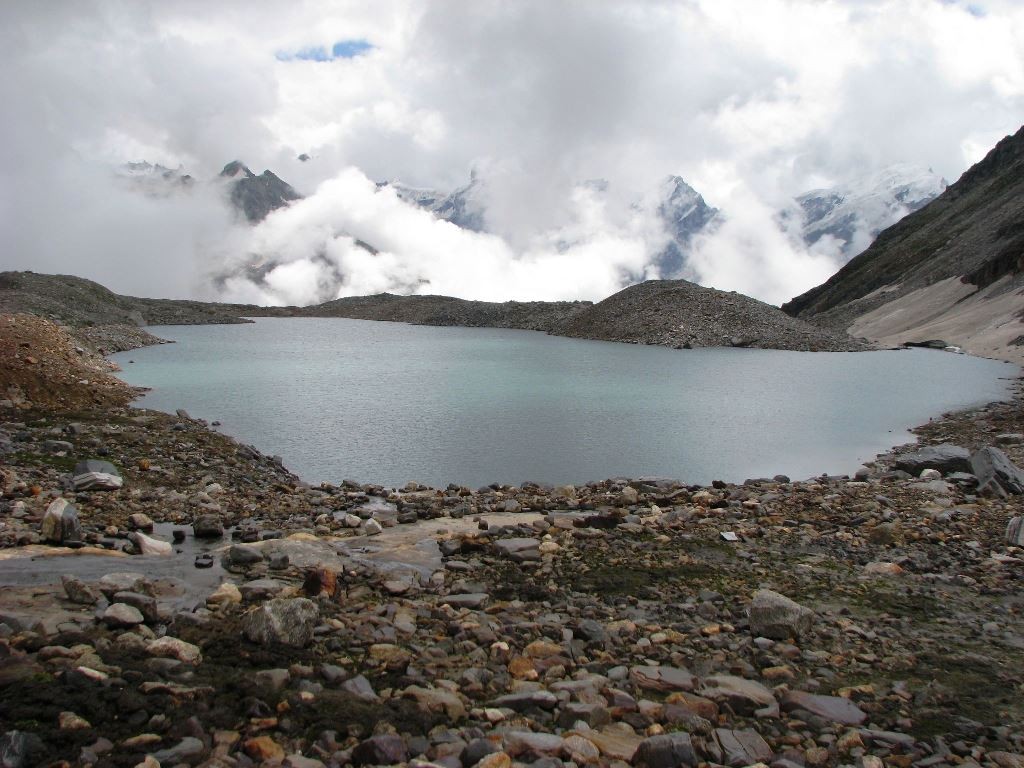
xmin=0 ymin=1 xmax=1021 ymax=306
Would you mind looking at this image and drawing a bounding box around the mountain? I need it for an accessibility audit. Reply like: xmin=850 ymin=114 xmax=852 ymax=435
xmin=384 ymin=171 xmax=488 ymax=231
xmin=553 ymin=279 xmax=862 ymax=351
xmin=652 ymin=176 xmax=719 ymax=278
xmin=220 ymin=160 xmax=302 ymax=223
xmin=117 ymin=161 xmax=194 ymax=196
xmin=793 ymin=164 xmax=947 ymax=262
xmin=783 ymin=125 xmax=1024 ymax=363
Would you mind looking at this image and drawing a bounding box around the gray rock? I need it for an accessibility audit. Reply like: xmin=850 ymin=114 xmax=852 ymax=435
xmin=61 ymin=575 xmax=98 ymax=605
xmin=227 ymin=544 xmax=263 ymax=566
xmin=192 ymin=513 xmax=224 ymax=538
xmin=576 ymin=618 xmax=609 ymax=644
xmin=242 ymin=597 xmax=319 ymax=647
xmin=441 ymin=593 xmax=490 ymax=609
xmin=97 ymin=572 xmax=150 ymax=598
xmin=352 ymin=735 xmax=407 ymax=767
xmin=341 ymin=674 xmax=380 ymax=702
xmin=630 ymin=665 xmax=696 ymax=692
xmin=240 ymin=578 xmax=286 ymax=601
xmin=702 ymin=675 xmax=778 ymax=717
xmin=970 ymin=446 xmax=1024 ymax=496
xmin=782 ymin=690 xmax=867 ymax=725
xmin=491 ymin=690 xmax=559 ymax=711
xmin=493 ymin=537 xmax=541 ymax=561
xmin=713 ymin=728 xmax=773 ymax=767
xmin=748 ymin=589 xmax=814 ymax=639
xmin=128 ymin=512 xmax=154 ymax=531
xmin=1007 ymin=516 xmax=1024 ymax=546
xmin=71 ymin=459 xmax=122 ymax=491
xmin=0 ymin=730 xmax=45 ymax=768
xmin=42 ymin=439 xmax=74 ymax=454
xmin=112 ymin=591 xmax=159 ymax=624
xmin=893 ymin=444 xmax=971 ymax=475
xmin=634 ymin=733 xmax=699 ymax=768
xmin=102 ymin=603 xmax=144 ymax=628
xmin=40 ymin=498 xmax=82 ymax=544
xmin=151 ymin=736 xmax=206 ymax=765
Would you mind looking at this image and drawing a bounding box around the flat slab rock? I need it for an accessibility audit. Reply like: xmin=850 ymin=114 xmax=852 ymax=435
xmin=630 ymin=665 xmax=696 ymax=692
xmin=971 ymin=446 xmax=1024 ymax=496
xmin=893 ymin=444 xmax=971 ymax=474
xmin=782 ymin=690 xmax=868 ymax=725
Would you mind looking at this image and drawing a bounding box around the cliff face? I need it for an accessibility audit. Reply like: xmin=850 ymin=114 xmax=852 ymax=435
xmin=782 ymin=125 xmax=1024 ymax=362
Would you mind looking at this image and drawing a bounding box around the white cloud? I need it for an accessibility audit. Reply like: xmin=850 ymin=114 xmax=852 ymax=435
xmin=0 ymin=0 xmax=1021 ymax=305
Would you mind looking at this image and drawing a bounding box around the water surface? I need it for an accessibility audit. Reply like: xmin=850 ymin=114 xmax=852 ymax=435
xmin=110 ymin=318 xmax=1016 ymax=488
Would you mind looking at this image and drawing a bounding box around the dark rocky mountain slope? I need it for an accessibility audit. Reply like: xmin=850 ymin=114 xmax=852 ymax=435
xmin=220 ymin=160 xmax=302 ymax=222
xmin=783 ymin=125 xmax=1024 ymax=363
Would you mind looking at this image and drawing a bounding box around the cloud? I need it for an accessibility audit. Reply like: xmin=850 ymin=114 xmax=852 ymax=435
xmin=0 ymin=0 xmax=1021 ymax=305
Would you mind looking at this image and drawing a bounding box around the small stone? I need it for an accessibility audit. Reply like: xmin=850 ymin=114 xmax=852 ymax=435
xmin=61 ymin=575 xmax=98 ymax=605
xmin=207 ymin=582 xmax=242 ymax=607
xmin=244 ymin=735 xmax=285 ymax=762
xmin=58 ymin=711 xmax=91 ymax=730
xmin=362 ymin=519 xmax=383 ymax=536
xmin=147 ymin=636 xmax=202 ymax=665
xmin=128 ymin=531 xmax=172 ymax=556
xmin=193 ymin=513 xmax=225 ymax=538
xmin=352 ymin=735 xmax=407 ymax=766
xmin=128 ymin=513 xmax=154 ymax=531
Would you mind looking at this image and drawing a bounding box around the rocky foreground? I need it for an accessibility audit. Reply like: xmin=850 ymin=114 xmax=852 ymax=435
xmin=1 ymin=314 xmax=1024 ymax=768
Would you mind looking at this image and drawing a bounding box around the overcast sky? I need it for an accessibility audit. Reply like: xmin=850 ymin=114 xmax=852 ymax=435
xmin=1 ymin=0 xmax=1022 ymax=305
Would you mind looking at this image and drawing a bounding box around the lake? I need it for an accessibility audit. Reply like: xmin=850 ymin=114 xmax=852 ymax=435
xmin=110 ymin=318 xmax=1017 ymax=488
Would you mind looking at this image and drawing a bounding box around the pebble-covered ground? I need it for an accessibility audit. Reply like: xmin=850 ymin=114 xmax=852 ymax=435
xmin=1 ymin=313 xmax=1023 ymax=768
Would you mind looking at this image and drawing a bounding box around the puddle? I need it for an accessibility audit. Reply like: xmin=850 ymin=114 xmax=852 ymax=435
xmin=0 ymin=523 xmax=228 ymax=609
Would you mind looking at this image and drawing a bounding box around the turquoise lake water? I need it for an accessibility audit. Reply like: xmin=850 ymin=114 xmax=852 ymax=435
xmin=110 ymin=318 xmax=1017 ymax=488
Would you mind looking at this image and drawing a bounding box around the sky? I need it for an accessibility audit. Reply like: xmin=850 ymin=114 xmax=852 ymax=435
xmin=0 ymin=0 xmax=1022 ymax=306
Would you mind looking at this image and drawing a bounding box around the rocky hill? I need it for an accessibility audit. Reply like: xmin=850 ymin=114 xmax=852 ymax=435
xmin=553 ymin=280 xmax=864 ymax=351
xmin=0 ymin=271 xmax=266 ymax=327
xmin=782 ymin=125 xmax=1024 ymax=363
xmin=314 ymin=293 xmax=591 ymax=331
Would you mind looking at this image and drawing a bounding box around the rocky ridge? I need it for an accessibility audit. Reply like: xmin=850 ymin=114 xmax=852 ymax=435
xmin=783 ymin=125 xmax=1024 ymax=363
xmin=0 ymin=271 xmax=866 ymax=353
xmin=552 ymin=280 xmax=865 ymax=351
xmin=1 ymin=314 xmax=1023 ymax=767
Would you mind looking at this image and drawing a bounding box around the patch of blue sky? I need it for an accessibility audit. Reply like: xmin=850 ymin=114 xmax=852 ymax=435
xmin=276 ymin=39 xmax=373 ymax=62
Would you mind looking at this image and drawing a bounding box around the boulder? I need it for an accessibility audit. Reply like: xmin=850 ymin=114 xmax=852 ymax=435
xmin=98 ymin=572 xmax=150 ymax=598
xmin=242 ymin=597 xmax=319 ymax=647
xmin=893 ymin=444 xmax=971 ymax=475
xmin=41 ymin=498 xmax=82 ymax=544
xmin=71 ymin=459 xmax=123 ymax=491
xmin=748 ymin=589 xmax=814 ymax=639
xmin=970 ymin=446 xmax=1024 ymax=496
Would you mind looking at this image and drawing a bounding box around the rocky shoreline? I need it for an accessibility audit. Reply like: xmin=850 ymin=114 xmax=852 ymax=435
xmin=1 ymin=313 xmax=1024 ymax=768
